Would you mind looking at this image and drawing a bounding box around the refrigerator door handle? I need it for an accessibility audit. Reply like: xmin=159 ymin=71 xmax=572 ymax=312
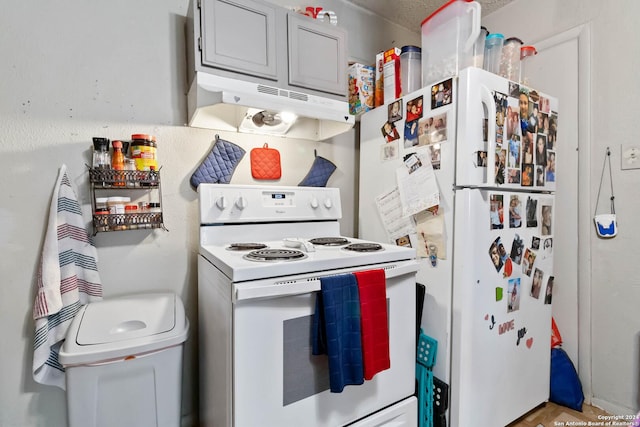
xmin=463 ymin=2 xmax=482 ymax=52
xmin=481 ymin=85 xmax=497 ymax=187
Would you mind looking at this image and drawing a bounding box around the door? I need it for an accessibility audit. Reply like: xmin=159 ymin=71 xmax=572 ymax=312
xmin=450 ymin=188 xmax=554 ymax=427
xmin=287 ymin=12 xmax=347 ymax=96
xmin=358 ymin=82 xmax=458 ymax=383
xmin=232 ymin=264 xmax=417 ymax=426
xmin=482 ymin=9 xmax=589 ymax=393
xmin=200 ymin=0 xmax=278 ymax=80
xmin=456 ymin=67 xmax=558 ymax=193
xmin=523 ymin=28 xmax=584 ymax=374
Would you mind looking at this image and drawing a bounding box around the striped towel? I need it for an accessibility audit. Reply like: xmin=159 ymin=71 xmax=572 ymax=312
xmin=32 ymin=164 xmax=102 ymax=389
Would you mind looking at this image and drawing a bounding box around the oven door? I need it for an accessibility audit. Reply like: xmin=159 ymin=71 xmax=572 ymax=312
xmin=232 ymin=260 xmax=418 ymax=427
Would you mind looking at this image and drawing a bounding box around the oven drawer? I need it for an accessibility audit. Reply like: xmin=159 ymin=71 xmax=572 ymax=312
xmin=348 ymin=397 xmax=417 ymax=427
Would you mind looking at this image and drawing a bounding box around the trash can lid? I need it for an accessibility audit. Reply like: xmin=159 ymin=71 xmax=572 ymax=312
xmin=59 ymin=293 xmax=189 ymax=366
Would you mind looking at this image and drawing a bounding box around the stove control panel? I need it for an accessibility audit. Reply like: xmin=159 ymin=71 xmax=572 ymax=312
xmin=199 ymin=184 xmax=342 ymax=224
xmin=262 ymin=191 xmax=295 ymax=207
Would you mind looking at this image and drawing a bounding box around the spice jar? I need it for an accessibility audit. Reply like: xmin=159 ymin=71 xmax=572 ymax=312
xmin=125 ymin=204 xmax=139 ymax=230
xmin=111 ymin=140 xmax=126 ymax=187
xmin=92 ymin=137 xmax=111 ymax=170
xmin=95 ymin=197 xmax=108 ymax=212
xmin=125 ymin=158 xmax=137 ymax=187
xmin=107 ymin=196 xmax=130 ymax=230
xmin=94 ymin=197 xmax=110 ymax=232
xmin=131 ymin=133 xmax=158 ymax=172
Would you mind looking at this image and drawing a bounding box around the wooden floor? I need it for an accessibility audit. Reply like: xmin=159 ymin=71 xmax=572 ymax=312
xmin=507 ymin=401 xmax=617 ymax=427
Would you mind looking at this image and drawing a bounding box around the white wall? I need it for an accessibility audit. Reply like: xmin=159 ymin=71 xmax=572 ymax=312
xmin=484 ymin=0 xmax=640 ymax=416
xmin=0 ymin=1 xmax=418 ymax=426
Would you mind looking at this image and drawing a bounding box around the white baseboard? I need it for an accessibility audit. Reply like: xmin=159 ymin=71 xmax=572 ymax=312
xmin=590 ymin=397 xmax=637 ymax=419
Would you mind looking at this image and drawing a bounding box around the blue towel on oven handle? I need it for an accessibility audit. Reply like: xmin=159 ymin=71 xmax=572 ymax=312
xmin=312 ymin=274 xmax=364 ymax=393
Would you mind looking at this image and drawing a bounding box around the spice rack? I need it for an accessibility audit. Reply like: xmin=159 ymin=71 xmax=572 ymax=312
xmin=88 ymin=167 xmax=168 ymax=234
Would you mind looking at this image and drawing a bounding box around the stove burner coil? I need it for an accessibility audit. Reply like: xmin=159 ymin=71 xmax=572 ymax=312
xmin=243 ymin=249 xmax=307 ymax=262
xmin=227 ymin=243 xmax=268 ymax=251
xmin=343 ymin=243 xmax=384 ymax=252
xmin=309 ymin=237 xmax=351 ymax=246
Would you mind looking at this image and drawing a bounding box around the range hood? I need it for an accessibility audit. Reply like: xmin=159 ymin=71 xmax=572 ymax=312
xmin=187 ymin=72 xmax=355 ymax=141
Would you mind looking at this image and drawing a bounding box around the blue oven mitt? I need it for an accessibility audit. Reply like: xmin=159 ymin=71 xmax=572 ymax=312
xmin=298 ymin=150 xmax=337 ymax=187
xmin=190 ymin=135 xmax=245 ymax=189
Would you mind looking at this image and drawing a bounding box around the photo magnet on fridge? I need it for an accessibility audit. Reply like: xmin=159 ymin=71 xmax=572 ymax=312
xmin=507 ymin=278 xmax=521 ymax=313
xmin=430 ymin=79 xmax=452 ymax=109
xmin=522 ymin=248 xmax=536 ymax=277
xmin=388 ymin=99 xmax=403 ymax=123
xmin=510 ymin=234 xmax=524 ymax=265
xmin=531 ymin=236 xmax=540 ymax=250
xmin=489 ymin=237 xmax=504 ymax=272
xmin=406 ymin=95 xmax=423 ymax=122
xmin=541 ymin=205 xmax=553 ymax=235
xmin=530 ymin=268 xmax=543 ymax=299
xmin=381 ymin=121 xmax=400 ymax=142
xmin=526 ymin=197 xmax=538 ymax=227
xmin=489 ymin=194 xmax=504 ymax=230
xmin=544 ymin=276 xmax=554 ymax=304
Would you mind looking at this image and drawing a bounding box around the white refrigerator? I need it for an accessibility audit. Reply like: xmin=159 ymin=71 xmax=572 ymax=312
xmin=358 ymin=67 xmax=559 ymax=427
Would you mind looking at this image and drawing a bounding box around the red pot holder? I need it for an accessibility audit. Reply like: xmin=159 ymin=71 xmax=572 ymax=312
xmin=250 ymin=143 xmax=281 ymax=180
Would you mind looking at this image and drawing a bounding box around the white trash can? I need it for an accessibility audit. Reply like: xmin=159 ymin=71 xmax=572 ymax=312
xmin=59 ymin=292 xmax=189 ymax=427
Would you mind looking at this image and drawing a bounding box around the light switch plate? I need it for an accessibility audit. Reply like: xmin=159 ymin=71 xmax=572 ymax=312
xmin=621 ymin=144 xmax=640 ymax=170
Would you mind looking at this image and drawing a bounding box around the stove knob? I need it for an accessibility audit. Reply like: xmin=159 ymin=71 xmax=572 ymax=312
xmin=235 ymin=196 xmax=247 ymax=210
xmin=323 ymin=198 xmax=333 ymax=209
xmin=310 ymin=197 xmax=319 ymax=209
xmin=215 ymin=196 xmax=227 ymax=210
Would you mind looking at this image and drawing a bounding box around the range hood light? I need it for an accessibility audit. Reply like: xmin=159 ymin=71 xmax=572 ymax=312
xmin=280 ymin=111 xmax=297 ymax=124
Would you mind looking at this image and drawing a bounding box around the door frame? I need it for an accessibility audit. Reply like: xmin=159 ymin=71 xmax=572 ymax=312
xmin=533 ymin=23 xmax=592 ymax=402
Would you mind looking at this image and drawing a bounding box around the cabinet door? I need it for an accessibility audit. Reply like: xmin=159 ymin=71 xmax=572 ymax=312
xmin=200 ymin=0 xmax=278 ymax=80
xmin=287 ymin=12 xmax=347 ymax=96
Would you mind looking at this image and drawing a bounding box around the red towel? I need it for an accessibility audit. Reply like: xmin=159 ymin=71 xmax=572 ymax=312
xmin=354 ymin=269 xmax=390 ymax=380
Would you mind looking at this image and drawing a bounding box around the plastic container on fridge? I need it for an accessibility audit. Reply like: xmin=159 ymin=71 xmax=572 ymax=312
xmin=421 ymin=0 xmax=481 ymax=84
xmin=483 ymin=33 xmax=504 ymax=74
xmin=400 ymin=45 xmax=422 ymax=95
xmin=520 ymin=45 xmax=538 ymax=85
xmin=471 ymin=26 xmax=489 ymax=68
xmin=499 ymin=37 xmax=524 ymax=81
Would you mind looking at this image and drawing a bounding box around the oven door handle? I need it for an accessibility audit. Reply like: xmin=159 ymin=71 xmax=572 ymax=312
xmin=234 ymin=260 xmax=418 ymax=301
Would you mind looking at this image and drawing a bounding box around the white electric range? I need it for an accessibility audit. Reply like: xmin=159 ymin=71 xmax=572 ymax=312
xmin=197 ymin=184 xmax=418 ymax=427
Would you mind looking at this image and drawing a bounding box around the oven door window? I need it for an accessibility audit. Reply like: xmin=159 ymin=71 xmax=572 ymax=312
xmin=283 ymin=313 xmax=330 ymax=405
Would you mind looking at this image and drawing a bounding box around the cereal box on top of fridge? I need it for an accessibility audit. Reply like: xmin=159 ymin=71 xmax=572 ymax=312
xmin=374 ymin=51 xmax=385 ymax=107
xmin=383 ymin=47 xmax=402 ymax=104
xmin=348 ymin=63 xmax=375 ymax=115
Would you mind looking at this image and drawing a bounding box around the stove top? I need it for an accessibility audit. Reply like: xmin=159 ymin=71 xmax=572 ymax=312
xmin=200 ymin=236 xmax=416 ymax=282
